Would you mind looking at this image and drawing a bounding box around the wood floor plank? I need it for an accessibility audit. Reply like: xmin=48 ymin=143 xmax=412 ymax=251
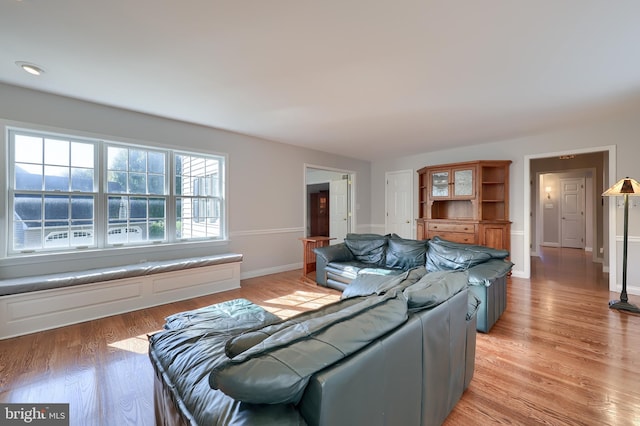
xmin=1 ymin=247 xmax=639 ymax=425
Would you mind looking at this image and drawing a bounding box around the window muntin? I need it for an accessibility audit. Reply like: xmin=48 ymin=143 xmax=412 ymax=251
xmin=14 ymin=134 xmax=95 ymax=192
xmin=107 ymin=196 xmax=166 ymax=244
xmin=106 ymin=145 xmax=166 ymax=195
xmin=105 ymin=144 xmax=168 ymax=246
xmin=11 ymin=132 xmax=96 ymax=251
xmin=8 ymin=128 xmax=226 ymax=255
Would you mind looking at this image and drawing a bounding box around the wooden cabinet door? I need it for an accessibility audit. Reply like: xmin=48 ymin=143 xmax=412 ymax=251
xmin=428 ymin=166 xmax=476 ymax=200
xmin=479 ymin=223 xmax=510 ymax=252
xmin=429 ymin=169 xmax=450 ymax=198
xmin=416 ymin=219 xmax=426 ymax=240
xmin=451 ymin=166 xmax=476 ymax=199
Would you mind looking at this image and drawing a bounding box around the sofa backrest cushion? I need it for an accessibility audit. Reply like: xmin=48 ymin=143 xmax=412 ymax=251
xmin=344 ymin=233 xmax=389 ymax=266
xmin=209 ymin=290 xmax=408 ymax=405
xmin=403 ymin=270 xmax=469 ymax=311
xmin=426 ymin=236 xmax=508 ymax=272
xmin=385 ymin=236 xmax=428 ymax=269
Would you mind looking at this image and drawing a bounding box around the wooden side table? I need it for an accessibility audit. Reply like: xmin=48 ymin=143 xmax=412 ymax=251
xmin=299 ymin=236 xmax=335 ymax=277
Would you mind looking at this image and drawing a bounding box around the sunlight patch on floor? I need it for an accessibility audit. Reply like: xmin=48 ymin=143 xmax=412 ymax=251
xmin=108 ymin=334 xmax=152 ymax=355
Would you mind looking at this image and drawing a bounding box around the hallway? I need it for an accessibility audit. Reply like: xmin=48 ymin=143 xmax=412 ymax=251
xmin=531 ymin=246 xmax=609 ymax=291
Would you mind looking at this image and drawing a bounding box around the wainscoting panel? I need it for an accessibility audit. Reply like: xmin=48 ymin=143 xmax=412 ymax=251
xmin=0 ymin=262 xmax=241 ymax=339
xmin=151 ymin=263 xmax=239 ymax=304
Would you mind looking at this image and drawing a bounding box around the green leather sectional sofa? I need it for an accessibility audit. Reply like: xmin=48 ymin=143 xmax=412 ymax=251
xmin=148 ymin=265 xmax=478 ymax=425
xmin=314 ymin=233 xmax=513 ymax=332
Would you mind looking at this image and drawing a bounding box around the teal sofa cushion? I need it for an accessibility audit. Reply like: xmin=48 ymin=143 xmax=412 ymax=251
xmin=404 ymin=270 xmax=469 ymax=311
xmin=344 ymin=233 xmax=389 ymax=266
xmin=385 ymin=236 xmax=428 ymax=270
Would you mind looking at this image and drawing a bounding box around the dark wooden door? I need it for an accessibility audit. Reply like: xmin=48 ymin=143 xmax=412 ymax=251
xmin=310 ymin=190 xmax=329 ymax=236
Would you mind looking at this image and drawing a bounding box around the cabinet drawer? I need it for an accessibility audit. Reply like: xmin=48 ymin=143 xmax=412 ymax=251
xmin=427 ymin=231 xmax=478 ymax=245
xmin=427 ymin=222 xmax=476 ymax=233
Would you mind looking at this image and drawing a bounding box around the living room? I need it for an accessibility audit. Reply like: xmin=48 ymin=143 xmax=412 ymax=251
xmin=2 ymin=1 xmax=640 ymax=425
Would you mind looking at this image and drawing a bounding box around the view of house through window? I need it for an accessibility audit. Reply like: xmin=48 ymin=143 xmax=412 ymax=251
xmin=12 ymin=132 xmax=96 ymax=251
xmin=176 ymin=153 xmax=222 ymax=239
xmin=8 ymin=128 xmax=226 ymax=254
xmin=106 ymin=145 xmax=167 ymax=244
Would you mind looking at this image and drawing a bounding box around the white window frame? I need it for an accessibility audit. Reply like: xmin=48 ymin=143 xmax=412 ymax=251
xmin=6 ymin=127 xmax=227 ymax=256
xmin=104 ymin=142 xmax=170 ymax=247
xmin=174 ymin=152 xmax=225 ymax=241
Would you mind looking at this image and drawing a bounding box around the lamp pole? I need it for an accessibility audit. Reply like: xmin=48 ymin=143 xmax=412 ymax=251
xmin=610 ymin=191 xmax=640 ymax=313
xmin=621 ymin=192 xmax=629 ymax=303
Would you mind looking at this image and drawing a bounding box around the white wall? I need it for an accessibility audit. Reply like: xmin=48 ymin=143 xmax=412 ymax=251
xmin=4 ymin=82 xmax=640 ymax=297
xmin=371 ymin=103 xmax=640 ymax=296
xmin=0 ymin=83 xmax=371 ymax=280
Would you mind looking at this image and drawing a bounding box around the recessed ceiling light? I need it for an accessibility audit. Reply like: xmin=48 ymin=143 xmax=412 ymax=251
xmin=15 ymin=61 xmax=45 ymax=76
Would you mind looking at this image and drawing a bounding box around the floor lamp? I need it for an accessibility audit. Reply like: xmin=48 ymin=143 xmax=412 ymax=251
xmin=602 ymin=177 xmax=640 ymax=314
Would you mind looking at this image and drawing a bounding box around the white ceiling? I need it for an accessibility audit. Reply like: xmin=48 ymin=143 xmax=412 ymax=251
xmin=2 ymin=1 xmax=640 ymax=161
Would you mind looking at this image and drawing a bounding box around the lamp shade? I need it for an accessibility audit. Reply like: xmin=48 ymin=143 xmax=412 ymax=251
xmin=602 ymin=177 xmax=640 ymax=197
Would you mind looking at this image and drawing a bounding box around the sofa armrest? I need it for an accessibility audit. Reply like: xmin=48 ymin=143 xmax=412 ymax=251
xmin=314 ymin=243 xmax=353 ymax=263
xmin=314 ymin=243 xmax=354 ymax=287
xmin=466 ymin=259 xmax=513 ymax=287
xmin=426 ymin=237 xmax=510 ymax=272
xmin=467 ymin=259 xmax=512 ymax=333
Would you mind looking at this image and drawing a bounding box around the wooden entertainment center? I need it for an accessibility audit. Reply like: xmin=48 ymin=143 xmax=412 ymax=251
xmin=416 ymin=160 xmax=512 ymax=252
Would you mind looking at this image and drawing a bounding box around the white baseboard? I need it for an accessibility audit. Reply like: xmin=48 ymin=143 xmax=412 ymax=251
xmin=0 ymin=262 xmax=241 ymax=340
xmin=542 ymin=242 xmax=561 ymax=247
xmin=241 ymin=263 xmax=302 ymax=280
xmin=510 ymin=269 xmax=527 ymax=278
xmin=611 ymin=283 xmax=640 ymax=297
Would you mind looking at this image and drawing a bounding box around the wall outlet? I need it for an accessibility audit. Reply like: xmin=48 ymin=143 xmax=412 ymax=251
xmin=617 ymin=198 xmax=640 ymax=208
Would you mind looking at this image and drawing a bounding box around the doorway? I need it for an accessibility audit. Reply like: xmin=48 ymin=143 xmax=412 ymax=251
xmin=385 ymin=170 xmax=414 ymax=239
xmin=304 ymin=165 xmax=355 ymax=243
xmin=525 ymin=145 xmax=616 ymax=292
xmin=538 ymin=173 xmax=589 ymax=250
xmin=308 ymin=185 xmax=329 ymax=236
xmin=559 ymin=177 xmax=586 ymax=249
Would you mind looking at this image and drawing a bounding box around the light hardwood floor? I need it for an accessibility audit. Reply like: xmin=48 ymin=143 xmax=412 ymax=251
xmin=1 ymin=248 xmax=639 ymax=425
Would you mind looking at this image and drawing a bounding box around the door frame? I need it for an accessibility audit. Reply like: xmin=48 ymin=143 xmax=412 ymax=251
xmin=559 ymin=176 xmax=586 ymax=249
xmin=303 ymin=164 xmax=356 ymax=240
xmin=535 ymin=169 xmax=597 ymax=258
xmin=558 ymin=176 xmax=586 ymax=250
xmin=524 ymin=145 xmax=616 ymax=291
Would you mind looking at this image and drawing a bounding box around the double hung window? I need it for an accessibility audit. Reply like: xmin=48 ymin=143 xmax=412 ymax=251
xmin=12 ymin=132 xmax=96 ymax=251
xmin=176 ymin=154 xmax=222 ymax=238
xmin=8 ymin=128 xmax=226 ymax=255
xmin=106 ymin=145 xmax=167 ymax=244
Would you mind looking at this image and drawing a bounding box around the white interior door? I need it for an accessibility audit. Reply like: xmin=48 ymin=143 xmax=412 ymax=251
xmin=385 ymin=170 xmax=413 ymax=239
xmin=561 ymin=178 xmax=585 ymax=248
xmin=330 ymin=179 xmax=349 ymax=243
